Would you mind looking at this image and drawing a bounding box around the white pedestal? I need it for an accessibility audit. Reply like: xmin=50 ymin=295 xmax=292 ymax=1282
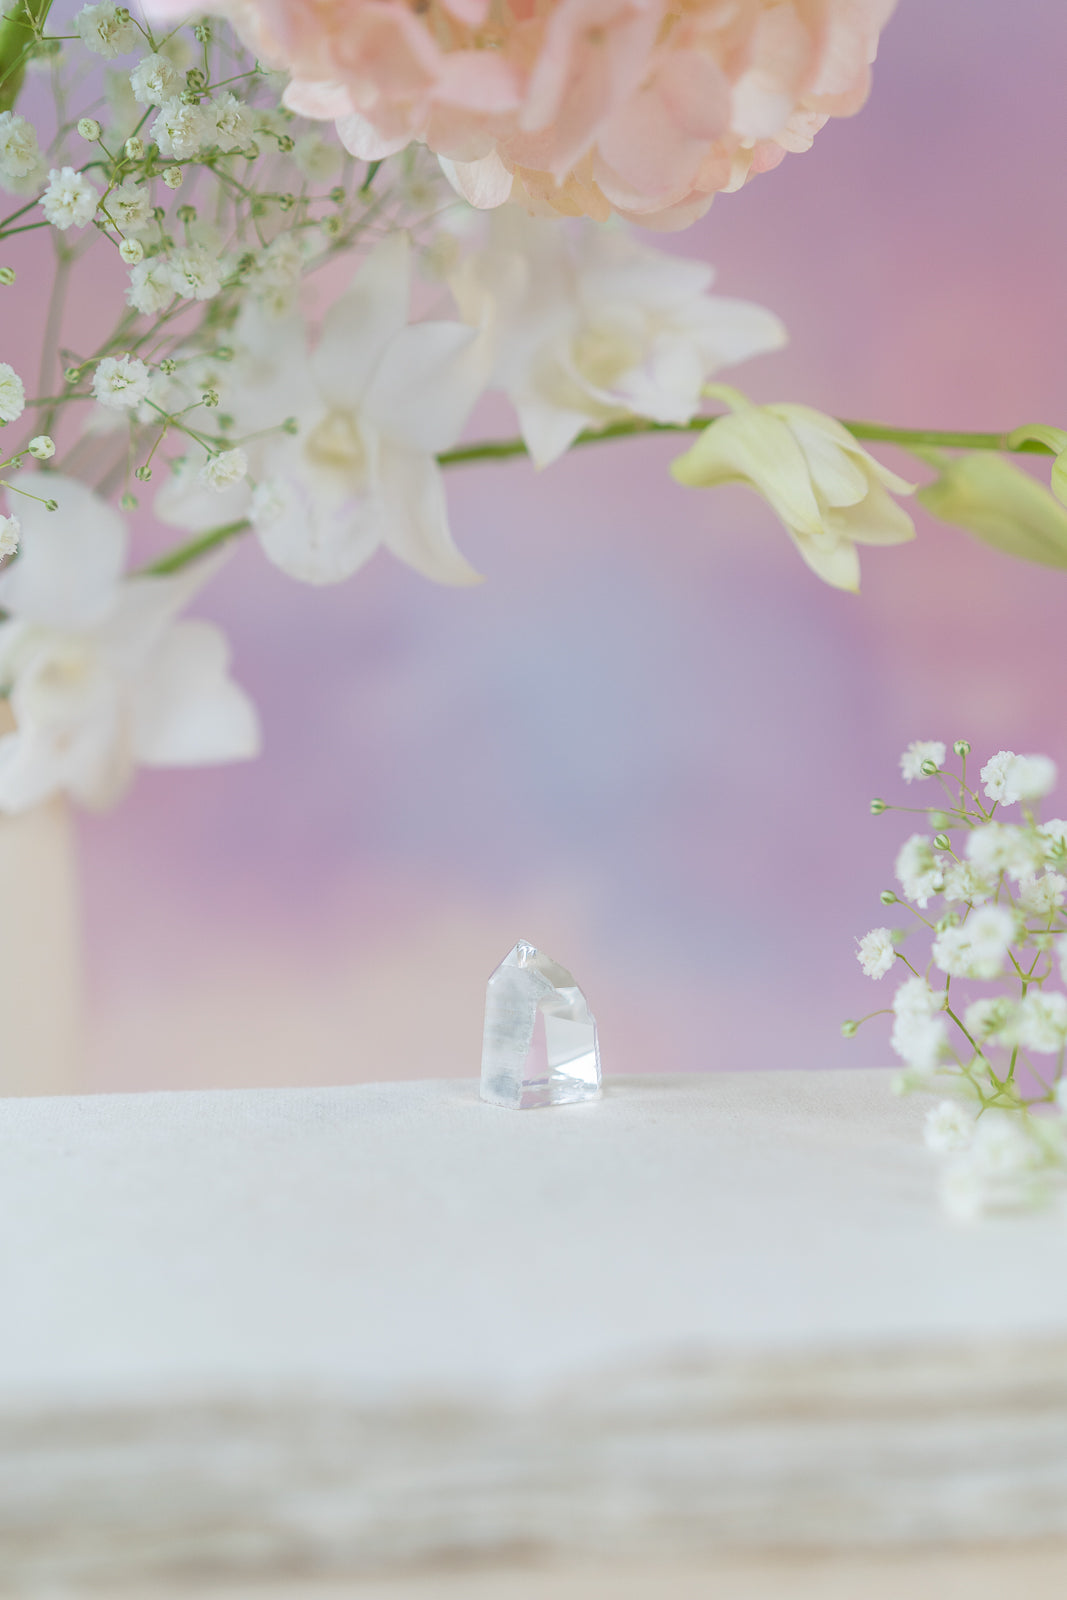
xmin=2 ymin=1070 xmax=1066 ymax=1591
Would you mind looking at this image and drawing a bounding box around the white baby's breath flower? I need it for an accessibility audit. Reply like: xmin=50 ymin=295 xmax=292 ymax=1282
xmin=169 ymin=244 xmax=223 ymax=302
xmin=981 ymin=750 xmax=1016 ymax=803
xmin=932 ymin=905 xmax=1016 ymax=981
xmin=900 ymin=740 xmax=946 ymax=783
xmin=982 ymin=749 xmax=1057 ymax=806
xmin=27 ymin=435 xmax=54 ymax=460
xmin=40 ymin=167 xmax=100 ymax=230
xmin=924 ymin=1100 xmax=975 ymax=1154
xmin=1017 ymin=991 xmax=1067 ymax=1054
xmin=293 ymin=131 xmax=341 ymax=183
xmin=964 ymin=996 xmax=1019 ymax=1048
xmin=942 ymin=860 xmax=992 ymax=906
xmin=966 ymin=821 xmax=1045 ymax=882
xmin=1018 ymin=872 xmax=1067 ymax=916
xmin=894 ymin=833 xmax=945 ymax=907
xmin=893 ymin=976 xmax=945 ymax=1020
xmin=75 ymin=1 xmax=139 ymax=58
xmin=198 ymin=449 xmax=248 ymax=492
xmin=0 ymin=513 xmax=20 ymax=557
xmin=152 ymin=98 xmax=209 ymax=161
xmin=107 ymin=181 xmax=153 ymax=235
xmin=1040 ymin=818 xmax=1067 ymax=864
xmin=890 ymin=1011 xmax=947 ymax=1071
xmin=941 ymin=1113 xmax=1048 ymax=1220
xmin=126 ymin=258 xmax=175 ymax=316
xmin=0 ymin=360 xmax=25 ymax=423
xmin=119 ymin=238 xmax=144 ymax=265
xmin=890 ymin=977 xmax=947 ymax=1071
xmin=0 ymin=111 xmax=41 ymax=182
xmin=209 ymin=93 xmax=253 ymax=152
xmin=1008 ymin=755 xmax=1058 ymax=803
xmin=93 ymin=353 xmax=152 ymax=410
xmin=856 ymin=926 xmax=895 ymax=980
xmin=129 ymin=52 xmax=181 ymax=107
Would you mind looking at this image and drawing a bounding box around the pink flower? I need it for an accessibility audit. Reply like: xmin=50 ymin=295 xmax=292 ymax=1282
xmin=149 ymin=0 xmax=897 ymax=225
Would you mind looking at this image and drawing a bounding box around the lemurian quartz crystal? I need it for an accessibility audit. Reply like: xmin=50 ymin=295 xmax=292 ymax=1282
xmin=480 ymin=941 xmax=601 ymax=1110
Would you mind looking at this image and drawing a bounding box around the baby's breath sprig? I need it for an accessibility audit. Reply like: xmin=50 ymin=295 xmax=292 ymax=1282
xmin=847 ymin=739 xmax=1067 ymax=1218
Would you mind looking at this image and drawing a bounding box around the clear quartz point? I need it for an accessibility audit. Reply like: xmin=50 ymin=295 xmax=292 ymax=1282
xmin=480 ymin=940 xmax=601 ymax=1110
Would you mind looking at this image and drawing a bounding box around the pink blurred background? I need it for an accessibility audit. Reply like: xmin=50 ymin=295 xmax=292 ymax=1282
xmin=25 ymin=0 xmax=1067 ymax=1091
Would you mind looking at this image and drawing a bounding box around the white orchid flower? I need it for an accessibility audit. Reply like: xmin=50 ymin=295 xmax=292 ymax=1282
xmin=0 ymin=475 xmax=259 ymax=811
xmin=671 ymin=399 xmax=915 ymax=591
xmin=449 ymin=210 xmax=787 ymax=468
xmin=157 ymin=232 xmax=488 ymax=587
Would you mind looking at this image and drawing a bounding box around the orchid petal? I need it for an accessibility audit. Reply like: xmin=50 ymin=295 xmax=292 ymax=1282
xmin=253 ymin=470 xmax=385 ymax=586
xmin=379 ymin=446 xmax=482 ymax=586
xmin=363 ymin=320 xmax=487 ymax=454
xmin=132 ymin=619 xmax=260 ymax=767
xmin=311 ymin=233 xmax=412 ymax=410
xmin=0 ymin=474 xmax=126 ymax=628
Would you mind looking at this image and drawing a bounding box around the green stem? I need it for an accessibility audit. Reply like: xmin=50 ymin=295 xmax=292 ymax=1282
xmin=140 ymin=413 xmax=1065 ymax=576
xmin=137 ymin=519 xmax=250 ymax=576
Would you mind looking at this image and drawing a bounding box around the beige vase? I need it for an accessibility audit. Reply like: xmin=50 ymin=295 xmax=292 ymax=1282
xmin=0 ymin=705 xmax=83 ymax=1096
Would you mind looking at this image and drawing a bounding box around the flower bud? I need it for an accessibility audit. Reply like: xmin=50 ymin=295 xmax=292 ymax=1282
xmin=44 ymin=499 xmax=57 ymax=512
xmin=201 ymin=388 xmax=220 ymax=408
xmin=162 ymin=167 xmax=183 ymax=190
xmin=282 ymin=416 xmax=299 ymax=435
xmin=179 ymin=88 xmax=202 ymax=106
xmin=186 ymin=67 xmax=207 ymax=91
xmin=277 ymin=134 xmax=295 ymax=153
xmin=929 ymin=811 xmax=951 ymax=830
xmin=125 ymin=136 xmax=145 ymax=160
xmin=0 ymin=267 xmax=14 ymax=286
xmin=159 ymin=358 xmax=177 ymax=375
xmin=213 ymin=346 xmax=234 ymax=362
xmin=329 ymin=185 xmax=345 ymax=205
xmin=840 ymin=1020 xmax=859 ymax=1039
xmin=176 ymin=204 xmax=197 ymax=225
xmin=918 ymin=453 xmax=1067 ymax=569
xmin=27 ymin=435 xmax=55 ymax=460
xmin=935 ymin=912 xmax=960 ymax=933
xmin=954 ymin=739 xmax=971 ymax=758
xmin=121 ymin=492 xmax=138 ymax=510
xmin=64 ymin=365 xmax=83 ymax=384
xmin=920 ymin=757 xmax=939 ymax=776
xmin=933 ymin=833 xmax=951 ymax=851
xmin=134 ymin=465 xmax=152 ymax=482
xmin=277 ymin=192 xmax=295 ymax=211
xmin=119 ymin=238 xmax=143 ymax=264
xmin=194 ymin=21 xmax=211 ymax=41
xmin=77 ymin=118 xmax=102 ymax=142
xmin=879 ymin=890 xmax=898 ymax=905
xmin=869 ymin=798 xmax=888 ymax=815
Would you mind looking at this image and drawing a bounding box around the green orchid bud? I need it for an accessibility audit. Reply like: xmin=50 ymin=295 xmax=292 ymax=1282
xmin=918 ymin=452 xmax=1067 ymax=569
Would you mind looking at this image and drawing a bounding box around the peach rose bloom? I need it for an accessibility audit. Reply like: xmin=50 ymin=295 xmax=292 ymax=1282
xmin=148 ymin=0 xmax=897 ymax=227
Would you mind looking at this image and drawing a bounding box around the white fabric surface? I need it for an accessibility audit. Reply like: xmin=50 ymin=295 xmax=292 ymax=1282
xmin=2 ymin=1070 xmax=1066 ymax=1586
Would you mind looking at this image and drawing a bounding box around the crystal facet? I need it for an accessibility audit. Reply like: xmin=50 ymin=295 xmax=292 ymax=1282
xmin=480 ymin=941 xmax=601 ymax=1110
